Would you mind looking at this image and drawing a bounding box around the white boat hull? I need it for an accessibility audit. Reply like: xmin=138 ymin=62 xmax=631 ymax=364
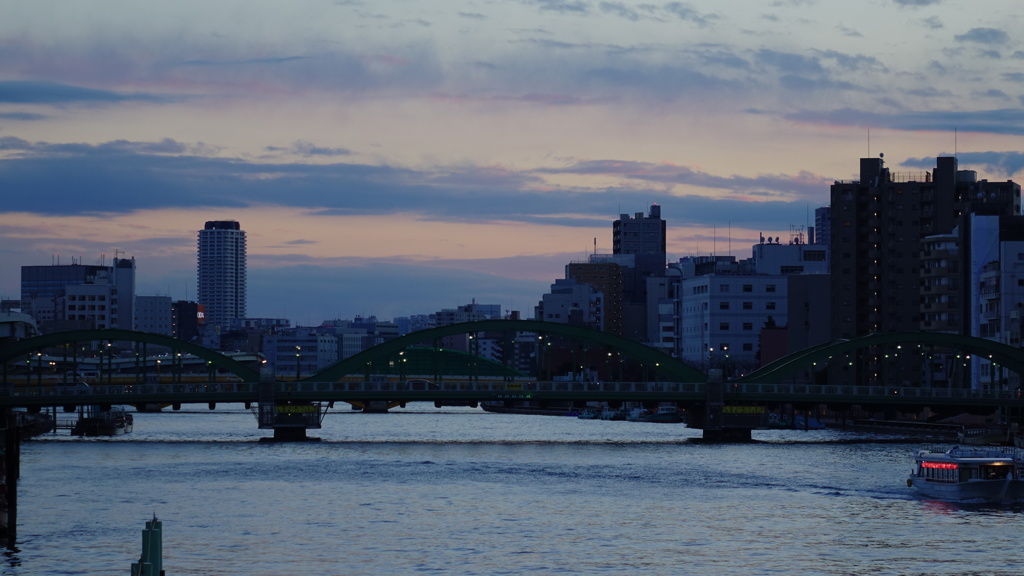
xmin=908 ymin=476 xmax=1022 ymax=502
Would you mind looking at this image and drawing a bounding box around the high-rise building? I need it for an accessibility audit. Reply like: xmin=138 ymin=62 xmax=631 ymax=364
xmin=830 ymin=155 xmax=1020 ymax=386
xmin=613 ymin=204 xmax=666 ymax=257
xmin=831 ymin=156 xmax=1019 ymax=339
xmin=612 ymin=204 xmax=667 ymax=303
xmin=197 ymin=220 xmax=247 ymax=329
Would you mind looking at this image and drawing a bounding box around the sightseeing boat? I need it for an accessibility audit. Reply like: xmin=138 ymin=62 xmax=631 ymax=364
xmin=907 ymin=446 xmax=1024 ymax=502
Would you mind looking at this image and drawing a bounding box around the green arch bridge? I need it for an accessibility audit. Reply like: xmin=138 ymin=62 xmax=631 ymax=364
xmin=2 ymin=321 xmax=1023 ymax=441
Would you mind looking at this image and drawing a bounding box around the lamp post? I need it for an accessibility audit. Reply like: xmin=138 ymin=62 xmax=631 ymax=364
xmin=295 ymin=346 xmax=301 ymax=381
xmin=721 ymin=345 xmax=729 ymax=380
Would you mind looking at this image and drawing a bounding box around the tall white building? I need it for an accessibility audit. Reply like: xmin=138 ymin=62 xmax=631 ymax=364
xmin=197 ymin=220 xmax=247 ymax=329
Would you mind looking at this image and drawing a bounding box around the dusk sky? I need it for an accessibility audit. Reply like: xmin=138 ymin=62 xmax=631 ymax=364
xmin=2 ymin=0 xmax=1024 ymax=324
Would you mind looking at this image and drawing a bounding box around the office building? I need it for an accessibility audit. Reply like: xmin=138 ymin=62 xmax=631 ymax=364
xmin=21 ymin=257 xmax=136 ymax=332
xmin=197 ymin=220 xmax=247 ymax=329
xmin=136 ymin=296 xmax=173 ymax=336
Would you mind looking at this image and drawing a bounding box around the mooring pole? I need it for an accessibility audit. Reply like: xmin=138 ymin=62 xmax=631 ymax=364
xmin=130 ymin=514 xmax=164 ymax=576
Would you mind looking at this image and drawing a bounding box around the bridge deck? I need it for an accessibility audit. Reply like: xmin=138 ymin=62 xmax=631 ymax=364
xmin=1 ymin=380 xmax=1019 ymax=410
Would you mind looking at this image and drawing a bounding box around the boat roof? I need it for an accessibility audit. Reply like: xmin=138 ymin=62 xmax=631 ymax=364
xmin=917 ymin=446 xmax=1023 ymax=462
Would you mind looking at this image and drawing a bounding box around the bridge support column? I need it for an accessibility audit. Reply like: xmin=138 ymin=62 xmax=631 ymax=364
xmin=702 ymin=428 xmax=753 ymax=442
xmin=271 ymin=426 xmax=309 ymax=442
xmin=697 ymin=369 xmax=754 ymax=442
xmin=256 ymin=370 xmax=323 ymax=442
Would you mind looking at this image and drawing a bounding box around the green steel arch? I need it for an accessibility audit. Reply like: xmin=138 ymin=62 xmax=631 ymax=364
xmin=0 ymin=329 xmax=262 ymax=382
xmin=368 ymin=346 xmax=526 ymax=377
xmin=309 ymin=319 xmax=706 ymax=382
xmin=737 ymin=332 xmax=1024 ymax=384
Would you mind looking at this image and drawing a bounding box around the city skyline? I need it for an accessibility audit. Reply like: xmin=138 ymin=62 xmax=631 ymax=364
xmin=2 ymin=1 xmax=1024 ymax=321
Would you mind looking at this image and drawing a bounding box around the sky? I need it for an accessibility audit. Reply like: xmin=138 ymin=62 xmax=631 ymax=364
xmin=2 ymin=0 xmax=1024 ymax=324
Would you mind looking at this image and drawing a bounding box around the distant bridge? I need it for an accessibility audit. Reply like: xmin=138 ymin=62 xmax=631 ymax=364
xmin=2 ymin=323 xmax=1024 ymax=440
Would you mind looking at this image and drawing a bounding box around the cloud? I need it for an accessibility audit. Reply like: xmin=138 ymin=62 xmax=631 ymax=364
xmin=954 ymin=28 xmax=1009 ymax=45
xmin=176 ymin=56 xmax=314 ymax=67
xmin=599 ymin=2 xmax=640 ymax=21
xmin=663 ymin=2 xmax=717 ymax=26
xmin=532 ymin=0 xmax=590 ymax=15
xmin=534 ymin=159 xmax=829 ymax=203
xmin=785 ymin=108 xmax=1024 ymax=137
xmin=903 ymin=151 xmax=1024 ymax=178
xmin=0 ymin=137 xmax=827 ymax=231
xmin=976 ymin=89 xmax=1009 ymax=99
xmin=265 ymin=141 xmax=353 ymax=157
xmin=892 ymin=0 xmax=941 ymax=6
xmin=0 ymin=112 xmax=47 ymax=121
xmin=0 ymin=81 xmax=169 ymax=105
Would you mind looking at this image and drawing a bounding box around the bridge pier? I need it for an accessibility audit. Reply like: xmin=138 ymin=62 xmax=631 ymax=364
xmin=701 ymin=428 xmax=753 ymax=442
xmin=692 ymin=369 xmax=756 ymax=442
xmin=256 ymin=378 xmax=324 ymax=442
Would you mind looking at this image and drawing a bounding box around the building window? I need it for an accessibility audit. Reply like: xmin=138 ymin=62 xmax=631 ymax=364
xmin=766 ymin=284 xmax=777 ymax=293
xmin=743 ymin=284 xmax=753 ymax=293
xmin=719 ymin=323 xmax=730 ymax=330
xmin=720 ymin=284 xmax=730 ymax=293
xmin=743 ymin=302 xmax=752 ymax=310
xmin=743 ymin=343 xmax=753 ymax=351
xmin=743 ymin=322 xmax=753 ymax=330
xmin=766 ymin=302 xmax=776 ymax=310
xmin=720 ymin=302 xmax=730 ymax=310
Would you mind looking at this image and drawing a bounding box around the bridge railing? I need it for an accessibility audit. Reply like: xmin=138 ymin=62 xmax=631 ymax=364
xmin=734 ymin=383 xmax=1020 ymax=402
xmin=4 ymin=382 xmax=260 ymax=399
xmin=2 ymin=380 xmax=1019 ymax=404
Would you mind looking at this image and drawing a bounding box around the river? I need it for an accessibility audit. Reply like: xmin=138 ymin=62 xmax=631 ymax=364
xmin=5 ymin=405 xmax=1023 ymax=575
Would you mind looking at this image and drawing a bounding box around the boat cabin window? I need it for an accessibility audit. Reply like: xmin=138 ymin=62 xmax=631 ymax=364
xmin=980 ymin=465 xmax=1012 ymax=480
xmin=919 ymin=462 xmax=959 ymax=483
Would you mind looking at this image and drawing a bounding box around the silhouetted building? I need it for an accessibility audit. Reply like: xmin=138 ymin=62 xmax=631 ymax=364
xmin=171 ymin=300 xmax=202 ymax=342
xmin=613 ymin=204 xmax=666 ymax=304
xmin=567 ymin=259 xmax=624 ymax=336
xmin=830 ymin=155 xmax=1020 ymax=386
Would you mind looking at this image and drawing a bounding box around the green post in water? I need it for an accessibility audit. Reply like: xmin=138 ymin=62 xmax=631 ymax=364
xmin=130 ymin=515 xmax=163 ymax=576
